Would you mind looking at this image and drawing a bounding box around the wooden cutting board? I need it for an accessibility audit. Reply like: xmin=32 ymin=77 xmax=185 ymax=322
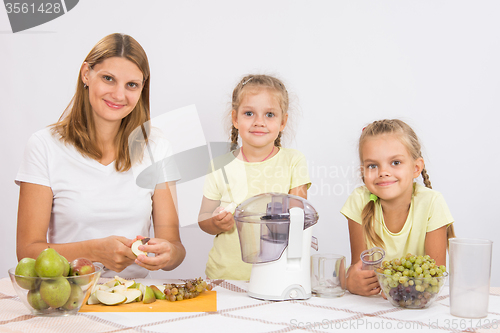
xmin=79 ymin=291 xmax=217 ymax=312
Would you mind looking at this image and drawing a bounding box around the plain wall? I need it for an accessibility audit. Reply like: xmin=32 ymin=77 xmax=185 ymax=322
xmin=1 ymin=1 xmax=499 ymax=285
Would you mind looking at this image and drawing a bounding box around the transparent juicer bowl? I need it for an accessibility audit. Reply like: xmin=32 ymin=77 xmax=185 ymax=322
xmin=235 ymin=193 xmax=318 ymax=264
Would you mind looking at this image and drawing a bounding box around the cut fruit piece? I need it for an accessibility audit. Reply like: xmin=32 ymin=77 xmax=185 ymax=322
xmin=117 ymin=289 xmax=142 ymax=304
xmin=155 ymin=285 xmax=166 ymax=293
xmin=137 ymin=283 xmax=146 ymax=301
xmin=95 ymin=290 xmax=126 ymax=305
xmin=87 ymin=292 xmax=101 ymax=305
xmin=131 ymin=239 xmax=149 ymax=257
xmin=143 ymin=286 xmax=156 ymax=304
xmin=124 ymin=280 xmax=136 ymax=288
xmin=105 ymin=279 xmax=120 ymax=288
xmin=109 ymin=284 xmax=127 ymax=293
xmin=151 ymin=285 xmax=166 ymax=300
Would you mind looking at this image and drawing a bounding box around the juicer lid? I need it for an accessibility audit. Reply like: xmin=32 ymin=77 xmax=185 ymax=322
xmin=234 ymin=192 xmax=318 ymax=228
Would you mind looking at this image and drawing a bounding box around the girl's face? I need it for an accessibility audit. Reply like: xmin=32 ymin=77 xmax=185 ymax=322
xmin=81 ymin=57 xmax=144 ymax=129
xmin=361 ymin=134 xmax=423 ymax=204
xmin=232 ymin=88 xmax=287 ymax=151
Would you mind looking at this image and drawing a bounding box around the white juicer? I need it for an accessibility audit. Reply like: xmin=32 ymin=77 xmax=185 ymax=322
xmin=235 ymin=193 xmax=319 ymax=301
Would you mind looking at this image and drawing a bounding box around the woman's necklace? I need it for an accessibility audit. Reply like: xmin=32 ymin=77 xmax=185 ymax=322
xmin=241 ymin=146 xmax=275 ymax=162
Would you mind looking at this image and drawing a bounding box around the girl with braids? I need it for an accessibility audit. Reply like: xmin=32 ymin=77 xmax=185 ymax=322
xmin=198 ymin=74 xmax=311 ymax=280
xmin=341 ymin=119 xmax=455 ymax=296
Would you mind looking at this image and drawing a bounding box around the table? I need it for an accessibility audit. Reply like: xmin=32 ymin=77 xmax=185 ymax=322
xmin=1 ymin=277 xmax=500 ymax=333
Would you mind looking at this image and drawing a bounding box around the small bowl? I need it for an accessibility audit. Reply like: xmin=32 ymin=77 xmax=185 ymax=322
xmin=8 ymin=262 xmax=103 ymax=316
xmin=376 ymin=271 xmax=448 ymax=309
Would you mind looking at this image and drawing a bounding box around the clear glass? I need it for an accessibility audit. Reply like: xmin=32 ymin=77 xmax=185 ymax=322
xmin=8 ymin=263 xmax=103 ymax=316
xmin=360 ymin=247 xmax=385 ymax=270
xmin=311 ymin=254 xmax=346 ymax=297
xmin=235 ymin=193 xmax=318 ymax=264
xmin=449 ymin=238 xmax=492 ymax=318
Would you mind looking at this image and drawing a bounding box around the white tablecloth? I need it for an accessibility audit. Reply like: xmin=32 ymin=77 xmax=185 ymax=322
xmin=1 ymin=278 xmax=500 ymax=332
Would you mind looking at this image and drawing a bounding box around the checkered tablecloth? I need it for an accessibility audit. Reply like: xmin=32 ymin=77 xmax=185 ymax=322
xmin=1 ymin=278 xmax=499 ymax=333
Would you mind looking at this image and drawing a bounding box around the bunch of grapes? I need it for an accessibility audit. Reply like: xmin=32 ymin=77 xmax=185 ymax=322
xmin=163 ymin=278 xmax=213 ymax=302
xmin=376 ymin=253 xmax=447 ymax=308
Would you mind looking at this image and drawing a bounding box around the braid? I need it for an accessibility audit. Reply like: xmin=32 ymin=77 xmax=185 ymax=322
xmin=421 ymin=168 xmax=432 ymax=189
xmin=274 ymin=131 xmax=282 ymax=148
xmin=230 ymin=125 xmax=239 ymax=151
xmin=361 ymin=199 xmax=384 ymax=248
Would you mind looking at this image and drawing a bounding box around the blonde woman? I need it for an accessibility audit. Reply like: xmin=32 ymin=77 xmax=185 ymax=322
xmin=16 ymin=33 xmax=185 ymax=278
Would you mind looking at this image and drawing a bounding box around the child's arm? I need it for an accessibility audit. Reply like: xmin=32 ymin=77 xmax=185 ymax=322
xmin=289 ymin=184 xmax=308 ymax=199
xmin=346 ymin=218 xmax=382 ymax=296
xmin=424 ymin=225 xmax=447 ymax=266
xmin=198 ymin=196 xmax=235 ymax=235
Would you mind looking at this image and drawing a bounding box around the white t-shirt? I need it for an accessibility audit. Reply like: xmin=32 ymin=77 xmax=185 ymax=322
xmin=16 ymin=127 xmax=180 ymax=278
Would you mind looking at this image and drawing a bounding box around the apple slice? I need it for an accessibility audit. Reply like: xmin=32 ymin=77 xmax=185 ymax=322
xmin=117 ymin=289 xmax=142 ymax=304
xmin=131 ymin=238 xmax=150 ymax=256
xmin=109 ymin=284 xmax=127 ymax=293
xmin=137 ymin=283 xmax=146 ymax=301
xmin=124 ymin=280 xmax=136 ymax=288
xmin=143 ymin=286 xmax=156 ymax=304
xmin=95 ymin=290 xmax=126 ymax=306
xmin=154 ymin=285 xmax=166 ymax=293
xmin=86 ymin=292 xmax=101 ymax=305
xmin=105 ymin=279 xmax=120 ymax=288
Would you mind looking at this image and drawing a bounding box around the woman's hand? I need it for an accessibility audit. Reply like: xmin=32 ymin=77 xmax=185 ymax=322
xmin=346 ymin=260 xmax=381 ymax=296
xmin=91 ymin=236 xmax=136 ymax=272
xmin=133 ymin=236 xmax=176 ymax=271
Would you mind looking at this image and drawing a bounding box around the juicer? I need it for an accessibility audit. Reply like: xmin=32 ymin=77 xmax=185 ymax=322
xmin=235 ymin=193 xmax=318 ymax=301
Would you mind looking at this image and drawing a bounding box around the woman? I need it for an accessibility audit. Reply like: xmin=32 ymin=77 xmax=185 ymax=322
xmin=16 ymin=33 xmax=185 ymax=278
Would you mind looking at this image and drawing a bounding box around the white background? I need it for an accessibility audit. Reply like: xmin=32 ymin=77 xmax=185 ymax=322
xmin=0 ymin=1 xmax=499 ymax=286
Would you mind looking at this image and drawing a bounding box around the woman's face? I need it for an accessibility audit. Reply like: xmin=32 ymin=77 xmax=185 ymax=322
xmin=81 ymin=57 xmax=144 ymax=128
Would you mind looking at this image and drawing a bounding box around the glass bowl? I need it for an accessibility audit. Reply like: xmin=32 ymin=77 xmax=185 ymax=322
xmin=376 ymin=271 xmax=448 ymax=309
xmin=8 ymin=262 xmax=103 ymax=316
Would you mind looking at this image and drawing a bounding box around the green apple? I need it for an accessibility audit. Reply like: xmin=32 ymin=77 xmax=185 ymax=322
xmin=27 ymin=289 xmax=49 ymax=310
xmin=40 ymin=277 xmax=71 ymax=308
xmin=62 ymin=283 xmax=84 ymax=310
xmin=143 ymin=286 xmax=156 ymax=304
xmin=15 ymin=258 xmax=38 ymax=290
xmin=35 ymin=248 xmax=65 ymax=278
xmin=150 ymin=285 xmax=166 ymax=300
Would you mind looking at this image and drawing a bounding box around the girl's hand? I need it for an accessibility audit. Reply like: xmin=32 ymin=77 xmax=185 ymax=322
xmin=346 ymin=260 xmax=381 ymax=296
xmin=133 ymin=236 xmax=176 ymax=271
xmin=212 ymin=208 xmax=235 ymax=232
xmin=92 ymin=236 xmax=137 ymax=272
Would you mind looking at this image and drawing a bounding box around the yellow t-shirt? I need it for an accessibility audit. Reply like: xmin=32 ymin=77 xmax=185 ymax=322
xmin=203 ymin=148 xmax=311 ymax=280
xmin=340 ymin=183 xmax=454 ymax=262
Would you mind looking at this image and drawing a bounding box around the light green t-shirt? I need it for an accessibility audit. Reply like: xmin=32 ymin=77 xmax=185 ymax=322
xmin=340 ymin=183 xmax=454 ymax=262
xmin=203 ymin=148 xmax=311 ymax=280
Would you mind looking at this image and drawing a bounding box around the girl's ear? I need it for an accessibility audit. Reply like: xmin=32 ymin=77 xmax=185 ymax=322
xmin=413 ymin=157 xmax=424 ymax=178
xmin=80 ymin=62 xmax=90 ymax=86
xmin=280 ymin=113 xmax=288 ymax=131
xmin=231 ymin=109 xmax=238 ymax=129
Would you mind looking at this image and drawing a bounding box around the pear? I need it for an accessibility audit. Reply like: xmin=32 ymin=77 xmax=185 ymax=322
xmin=15 ymin=258 xmax=38 ymax=290
xmin=27 ymin=289 xmax=49 ymax=310
xmin=35 ymin=248 xmax=65 ymax=278
xmin=150 ymin=285 xmax=166 ymax=300
xmin=40 ymin=277 xmax=71 ymax=308
xmin=59 ymin=255 xmax=70 ymax=277
xmin=143 ymin=286 xmax=156 ymax=304
xmin=124 ymin=280 xmax=136 ymax=288
xmin=95 ymin=290 xmax=126 ymax=305
xmin=62 ymin=283 xmax=84 ymax=310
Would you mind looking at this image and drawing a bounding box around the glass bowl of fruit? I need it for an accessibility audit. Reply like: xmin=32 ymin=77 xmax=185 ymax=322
xmin=8 ymin=248 xmax=103 ymax=316
xmin=375 ymin=254 xmax=448 ymax=309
